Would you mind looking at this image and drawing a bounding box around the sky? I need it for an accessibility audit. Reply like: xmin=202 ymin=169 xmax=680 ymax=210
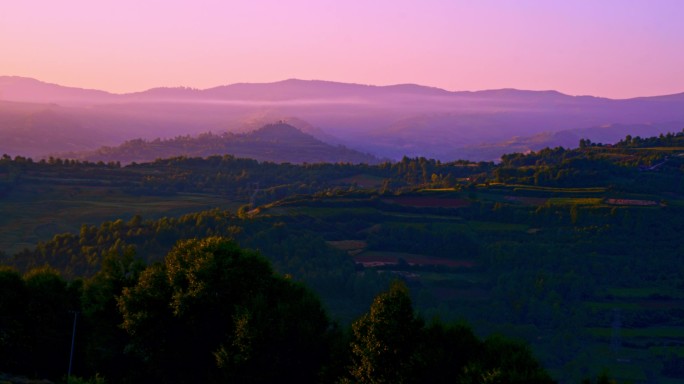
xmin=1 ymin=0 xmax=683 ymax=98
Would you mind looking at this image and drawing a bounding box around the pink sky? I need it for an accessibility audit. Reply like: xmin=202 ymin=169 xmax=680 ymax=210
xmin=1 ymin=0 xmax=682 ymax=98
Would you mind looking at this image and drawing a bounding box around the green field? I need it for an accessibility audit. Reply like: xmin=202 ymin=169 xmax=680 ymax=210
xmin=509 ymin=185 xmax=608 ymax=193
xmin=0 ymin=184 xmax=241 ymax=254
xmin=547 ymin=197 xmax=604 ymax=206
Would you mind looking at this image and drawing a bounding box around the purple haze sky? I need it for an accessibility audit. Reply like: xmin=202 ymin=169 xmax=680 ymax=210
xmin=1 ymin=0 xmax=682 ymax=98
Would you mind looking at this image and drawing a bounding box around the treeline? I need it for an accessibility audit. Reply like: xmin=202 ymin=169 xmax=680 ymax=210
xmin=0 ymin=237 xmax=554 ymax=383
xmin=4 ymin=131 xmax=684 ymax=201
xmin=613 ymin=129 xmax=684 ymax=148
xmin=0 ymin=152 xmax=494 ymax=200
xmin=495 ymin=133 xmax=684 ymax=193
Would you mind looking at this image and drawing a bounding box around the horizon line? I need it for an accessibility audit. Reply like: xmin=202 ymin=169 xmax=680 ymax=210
xmin=2 ymin=74 xmax=683 ymax=101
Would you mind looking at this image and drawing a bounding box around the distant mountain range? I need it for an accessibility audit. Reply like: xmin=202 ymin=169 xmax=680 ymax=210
xmin=1 ymin=76 xmax=683 ymax=161
xmin=58 ymin=123 xmax=381 ymax=165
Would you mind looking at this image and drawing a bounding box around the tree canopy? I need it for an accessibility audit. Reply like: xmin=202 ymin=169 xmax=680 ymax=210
xmin=118 ymin=237 xmax=331 ymax=383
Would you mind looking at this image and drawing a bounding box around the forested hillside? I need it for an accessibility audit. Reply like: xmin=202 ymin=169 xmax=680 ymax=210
xmin=1 ymin=238 xmax=553 ymax=383
xmin=57 ymin=123 xmax=381 ymax=165
xmin=2 ymin=131 xmax=684 ymax=382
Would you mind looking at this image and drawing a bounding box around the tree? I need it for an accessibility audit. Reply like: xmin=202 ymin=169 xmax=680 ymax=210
xmin=347 ymin=281 xmax=554 ymax=384
xmin=414 ymin=320 xmax=482 ymax=383
xmin=23 ymin=266 xmax=78 ymax=379
xmin=348 ymin=280 xmax=423 ymax=383
xmin=461 ymin=334 xmax=554 ymax=384
xmin=118 ymin=237 xmax=331 ymax=383
xmin=0 ymin=267 xmax=28 ymax=374
xmin=80 ymin=245 xmax=144 ymax=380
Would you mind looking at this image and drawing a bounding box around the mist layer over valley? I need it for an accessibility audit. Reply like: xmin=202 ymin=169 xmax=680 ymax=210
xmin=2 ymin=76 xmax=683 ymax=162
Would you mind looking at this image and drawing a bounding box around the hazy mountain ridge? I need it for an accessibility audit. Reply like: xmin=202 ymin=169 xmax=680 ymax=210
xmin=0 ymin=76 xmax=117 ymax=104
xmin=58 ymin=122 xmax=382 ymax=165
xmin=1 ymin=76 xmax=683 ymax=161
xmin=451 ymin=122 xmax=684 ymax=161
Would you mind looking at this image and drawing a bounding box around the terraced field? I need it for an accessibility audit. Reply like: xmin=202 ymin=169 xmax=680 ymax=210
xmin=0 ymin=183 xmax=240 ymax=254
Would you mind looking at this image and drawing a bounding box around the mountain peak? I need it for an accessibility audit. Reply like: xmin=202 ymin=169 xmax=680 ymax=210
xmin=246 ymin=122 xmax=321 ymax=144
xmin=56 ymin=121 xmax=380 ymax=165
xmin=251 ymin=121 xmax=301 ymax=134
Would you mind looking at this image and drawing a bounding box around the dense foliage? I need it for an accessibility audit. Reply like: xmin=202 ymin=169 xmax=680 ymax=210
xmin=0 ymin=239 xmax=551 ymax=383
xmin=2 ymin=131 xmax=684 ymax=382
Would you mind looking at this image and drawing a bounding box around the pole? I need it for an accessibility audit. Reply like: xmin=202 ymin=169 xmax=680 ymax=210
xmin=68 ymin=311 xmax=78 ymax=383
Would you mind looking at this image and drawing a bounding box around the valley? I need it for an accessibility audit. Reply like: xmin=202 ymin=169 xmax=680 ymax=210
xmin=2 ymin=132 xmax=684 ymax=382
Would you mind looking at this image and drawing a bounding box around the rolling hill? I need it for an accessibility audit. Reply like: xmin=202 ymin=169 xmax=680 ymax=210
xmin=1 ymin=76 xmax=683 ymax=161
xmin=59 ymin=122 xmax=382 ymax=165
